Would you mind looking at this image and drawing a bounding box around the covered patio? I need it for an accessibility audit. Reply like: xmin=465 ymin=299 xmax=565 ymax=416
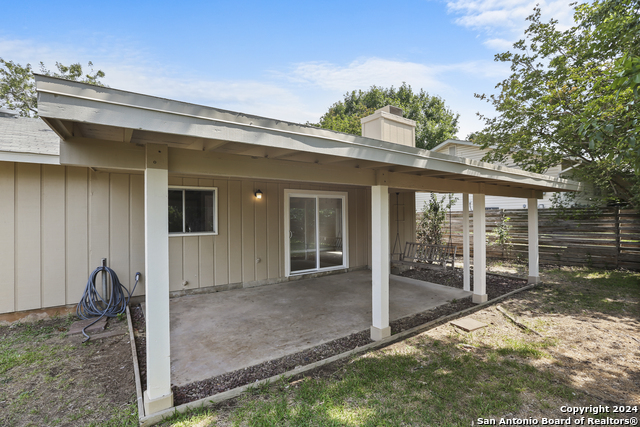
xmin=34 ymin=75 xmax=581 ymax=414
xmin=166 ymin=270 xmax=471 ymax=386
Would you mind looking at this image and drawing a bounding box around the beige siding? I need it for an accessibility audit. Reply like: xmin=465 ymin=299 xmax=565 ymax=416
xmin=417 ymin=143 xmax=566 ymax=211
xmin=15 ymin=163 xmax=41 ymax=311
xmin=1 ymin=161 xmax=375 ymax=314
xmin=129 ymin=175 xmax=145 ymax=296
xmin=42 ymin=165 xmax=66 ymax=308
xmin=213 ymin=179 xmax=229 ymax=286
xmin=167 ymin=178 xmax=372 ymax=290
xmin=390 ymin=192 xmax=416 ymax=254
xmin=1 ymin=162 xmax=143 ymax=314
xmin=66 ymin=167 xmax=89 ymax=302
xmin=0 ymin=162 xmax=15 ymax=313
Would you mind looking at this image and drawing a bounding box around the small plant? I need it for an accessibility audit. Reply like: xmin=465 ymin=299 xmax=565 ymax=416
xmin=488 ymin=214 xmax=513 ymax=258
xmin=416 ymin=193 xmax=458 ymax=246
xmin=117 ymin=312 xmax=126 ymax=323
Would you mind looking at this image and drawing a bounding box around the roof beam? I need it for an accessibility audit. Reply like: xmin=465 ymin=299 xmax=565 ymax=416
xmin=123 ymin=128 xmax=134 ymax=143
xmin=203 ymin=140 xmax=230 ymax=151
xmin=42 ymin=118 xmax=73 ymax=140
xmin=169 ymin=147 xmax=376 ymax=186
xmin=387 ymin=172 xmax=542 ymax=198
xmin=60 ymin=137 xmax=145 ymax=170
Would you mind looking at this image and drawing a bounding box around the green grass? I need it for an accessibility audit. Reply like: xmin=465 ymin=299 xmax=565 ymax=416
xmin=158 ymin=265 xmax=639 ymax=427
xmin=0 ymin=315 xmax=139 ymax=427
xmin=160 ymin=337 xmax=575 ymax=427
xmin=540 ymin=268 xmax=640 ymax=314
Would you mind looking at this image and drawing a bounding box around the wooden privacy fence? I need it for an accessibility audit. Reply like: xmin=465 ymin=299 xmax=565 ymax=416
xmin=429 ymin=207 xmax=640 ymax=271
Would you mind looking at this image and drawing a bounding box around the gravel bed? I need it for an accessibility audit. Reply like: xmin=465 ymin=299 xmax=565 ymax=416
xmin=131 ymin=267 xmax=528 ymax=406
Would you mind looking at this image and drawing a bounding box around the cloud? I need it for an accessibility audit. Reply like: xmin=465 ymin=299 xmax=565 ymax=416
xmin=0 ymin=36 xmax=506 ymax=138
xmin=0 ymin=36 xmax=318 ymax=123
xmin=483 ymin=38 xmax=515 ymax=50
xmin=284 ymin=57 xmax=447 ymax=93
xmin=283 ymin=57 xmax=510 ymax=94
xmin=445 ymin=0 xmax=577 ymax=49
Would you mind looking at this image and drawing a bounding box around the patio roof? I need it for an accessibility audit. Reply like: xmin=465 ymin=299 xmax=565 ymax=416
xmin=34 ymin=75 xmax=581 ymax=198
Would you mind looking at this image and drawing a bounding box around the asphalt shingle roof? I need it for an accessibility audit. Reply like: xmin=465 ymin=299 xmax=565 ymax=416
xmin=0 ymin=117 xmax=59 ymax=156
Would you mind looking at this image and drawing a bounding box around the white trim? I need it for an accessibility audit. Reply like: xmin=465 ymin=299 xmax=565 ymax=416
xmin=472 ymin=194 xmax=487 ymax=302
xmin=168 ymin=185 xmax=219 ymax=236
xmin=431 ymin=139 xmax=480 ymax=152
xmin=0 ymin=151 xmax=60 ymax=165
xmin=144 ymin=166 xmax=173 ymax=406
xmin=462 ymin=193 xmax=470 ymax=292
xmin=284 ymin=189 xmax=349 ymax=277
xmin=371 ymin=185 xmax=390 ymax=340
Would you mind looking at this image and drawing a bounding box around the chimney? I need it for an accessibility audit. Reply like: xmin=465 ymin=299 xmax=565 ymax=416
xmin=360 ymin=105 xmax=416 ymax=147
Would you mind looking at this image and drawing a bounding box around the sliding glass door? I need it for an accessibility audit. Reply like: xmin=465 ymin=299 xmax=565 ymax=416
xmin=286 ymin=191 xmax=348 ymax=275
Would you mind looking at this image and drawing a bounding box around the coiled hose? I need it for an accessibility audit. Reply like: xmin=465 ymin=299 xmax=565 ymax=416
xmin=76 ymin=266 xmax=139 ymax=342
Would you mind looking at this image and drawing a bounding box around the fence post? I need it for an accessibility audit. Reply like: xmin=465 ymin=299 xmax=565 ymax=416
xmin=616 ymin=206 xmax=621 ymax=268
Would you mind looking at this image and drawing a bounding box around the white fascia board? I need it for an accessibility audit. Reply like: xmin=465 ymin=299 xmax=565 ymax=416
xmin=0 ymin=151 xmax=60 ymax=165
xmin=431 ymin=139 xmax=476 ymax=152
xmin=35 ymin=75 xmax=581 ymax=192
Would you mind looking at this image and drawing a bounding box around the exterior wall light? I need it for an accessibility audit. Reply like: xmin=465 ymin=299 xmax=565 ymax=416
xmin=255 ymin=190 xmax=263 ymax=199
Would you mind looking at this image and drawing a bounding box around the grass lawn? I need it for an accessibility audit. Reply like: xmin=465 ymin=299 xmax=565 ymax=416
xmin=0 ymin=314 xmax=138 ymax=427
xmin=1 ymin=264 xmax=637 ymax=426
xmin=158 ymin=264 xmax=639 ymax=427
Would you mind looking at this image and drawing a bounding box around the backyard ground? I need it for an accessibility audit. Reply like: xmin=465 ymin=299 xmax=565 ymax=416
xmin=157 ymin=264 xmax=640 ymax=426
xmin=0 ymin=262 xmax=638 ymax=426
xmin=0 ymin=314 xmax=138 ymax=427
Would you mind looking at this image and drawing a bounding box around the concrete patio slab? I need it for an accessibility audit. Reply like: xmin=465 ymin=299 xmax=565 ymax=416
xmin=167 ymin=270 xmax=471 ymax=387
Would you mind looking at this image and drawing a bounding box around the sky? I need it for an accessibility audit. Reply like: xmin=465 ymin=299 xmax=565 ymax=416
xmin=1 ymin=0 xmax=579 ymax=140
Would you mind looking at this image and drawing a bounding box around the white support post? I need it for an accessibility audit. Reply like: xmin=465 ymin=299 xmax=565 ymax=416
xmin=143 ymin=144 xmax=173 ymax=414
xmin=528 ymin=198 xmax=540 ymax=284
xmin=371 ymin=185 xmax=390 ymax=341
xmin=462 ymin=193 xmax=470 ymax=292
xmin=472 ymin=194 xmax=487 ymax=303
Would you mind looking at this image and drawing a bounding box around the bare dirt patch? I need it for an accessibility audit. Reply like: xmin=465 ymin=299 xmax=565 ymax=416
xmin=0 ymin=315 xmax=137 ymax=427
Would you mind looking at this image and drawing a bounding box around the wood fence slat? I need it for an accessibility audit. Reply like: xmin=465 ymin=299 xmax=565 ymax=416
xmin=438 ymin=207 xmax=639 ymax=270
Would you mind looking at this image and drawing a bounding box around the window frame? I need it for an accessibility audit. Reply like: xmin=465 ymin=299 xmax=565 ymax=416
xmin=168 ymin=185 xmax=219 ymax=236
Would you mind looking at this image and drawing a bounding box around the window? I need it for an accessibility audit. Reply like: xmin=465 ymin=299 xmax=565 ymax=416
xmin=168 ymin=187 xmax=217 ymax=235
xmin=449 ymin=145 xmax=456 ymax=156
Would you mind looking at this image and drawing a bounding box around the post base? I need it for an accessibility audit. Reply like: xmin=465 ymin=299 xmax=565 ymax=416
xmin=144 ymin=390 xmax=173 ymax=415
xmin=528 ymin=276 xmax=541 ymax=284
xmin=472 ymin=294 xmax=488 ymax=304
xmin=370 ymin=325 xmax=391 ymax=341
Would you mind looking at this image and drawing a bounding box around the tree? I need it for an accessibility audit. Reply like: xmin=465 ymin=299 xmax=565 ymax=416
xmin=315 ymin=83 xmax=460 ymax=150
xmin=416 ymin=193 xmax=458 ymax=246
xmin=474 ymin=1 xmax=640 ymax=208
xmin=0 ymin=59 xmax=106 ymax=117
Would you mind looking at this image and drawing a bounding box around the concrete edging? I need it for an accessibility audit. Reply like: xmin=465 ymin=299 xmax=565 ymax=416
xmin=138 ymin=281 xmax=543 ymax=426
xmin=126 ymin=305 xmax=145 ymax=419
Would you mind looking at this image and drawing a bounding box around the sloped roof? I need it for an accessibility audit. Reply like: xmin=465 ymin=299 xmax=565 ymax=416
xmin=34 ymin=75 xmax=582 ymax=196
xmin=0 ymin=116 xmax=60 ymax=156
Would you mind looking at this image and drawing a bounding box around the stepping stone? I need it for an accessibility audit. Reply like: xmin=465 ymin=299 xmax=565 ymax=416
xmin=451 ymin=318 xmax=488 ymax=332
xmin=68 ymin=317 xmax=107 ymax=335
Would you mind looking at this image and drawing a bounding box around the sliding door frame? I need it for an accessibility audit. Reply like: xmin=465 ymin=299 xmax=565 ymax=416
xmin=284 ymin=189 xmax=349 ymax=277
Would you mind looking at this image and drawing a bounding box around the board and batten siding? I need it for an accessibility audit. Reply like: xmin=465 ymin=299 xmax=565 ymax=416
xmin=0 ymin=160 xmax=374 ymax=314
xmin=0 ymin=161 xmax=145 ymax=314
xmin=167 ymin=177 xmax=373 ymax=293
xmin=389 ymin=192 xmax=415 ymax=257
xmin=416 ymin=143 xmax=562 ymax=212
